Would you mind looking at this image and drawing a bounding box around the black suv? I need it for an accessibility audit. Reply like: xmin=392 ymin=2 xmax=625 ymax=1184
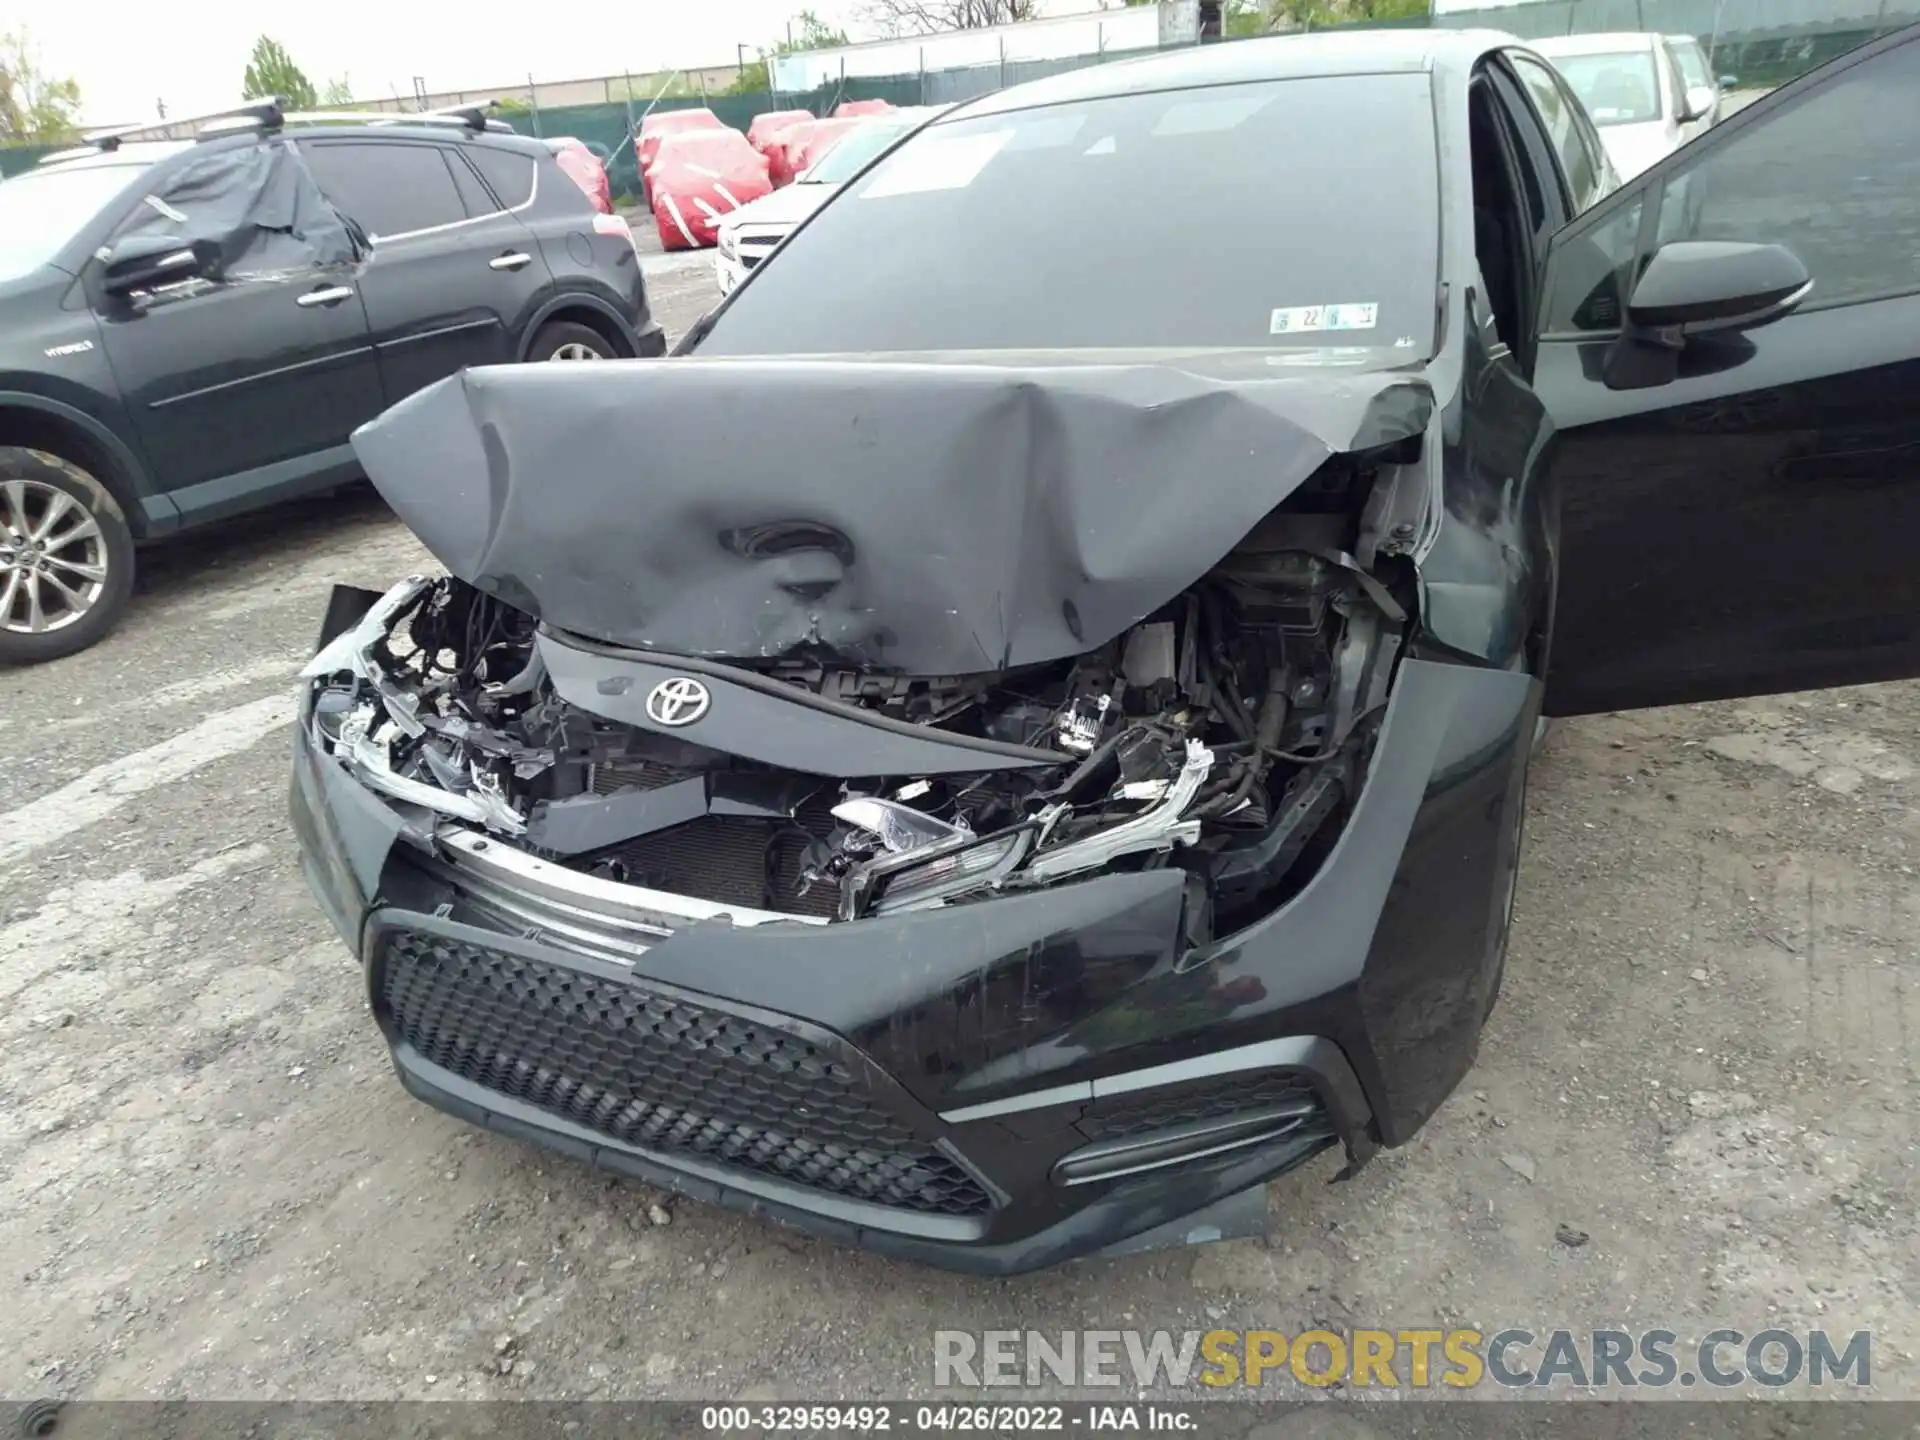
xmin=0 ymin=100 xmax=664 ymax=664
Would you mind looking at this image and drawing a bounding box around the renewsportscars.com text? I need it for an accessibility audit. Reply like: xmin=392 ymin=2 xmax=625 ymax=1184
xmin=933 ymin=1328 xmax=1872 ymax=1390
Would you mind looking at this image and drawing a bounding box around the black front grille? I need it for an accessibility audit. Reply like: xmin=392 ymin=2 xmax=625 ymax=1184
xmin=380 ymin=929 xmax=991 ymax=1217
xmin=588 ymin=759 xmax=694 ymax=795
xmin=1079 ymin=1072 xmax=1326 ymax=1142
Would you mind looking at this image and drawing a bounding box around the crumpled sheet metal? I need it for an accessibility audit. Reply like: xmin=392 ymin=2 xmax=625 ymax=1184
xmin=350 ymin=357 xmax=1432 ymax=676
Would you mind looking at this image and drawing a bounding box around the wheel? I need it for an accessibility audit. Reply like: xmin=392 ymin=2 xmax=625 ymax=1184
xmin=529 ymin=321 xmax=614 ymax=363
xmin=0 ymin=448 xmax=136 ymax=665
xmin=16 ymin=1399 xmax=62 ymax=1438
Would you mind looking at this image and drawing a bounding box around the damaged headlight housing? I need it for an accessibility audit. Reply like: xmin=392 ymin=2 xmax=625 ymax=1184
xmin=852 ymin=829 xmax=1033 ymax=917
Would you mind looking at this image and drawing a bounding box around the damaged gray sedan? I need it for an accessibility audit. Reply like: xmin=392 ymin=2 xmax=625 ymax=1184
xmin=293 ymin=28 xmax=1920 ymax=1270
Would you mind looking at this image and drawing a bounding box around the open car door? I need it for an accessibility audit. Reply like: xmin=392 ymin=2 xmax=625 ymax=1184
xmin=1531 ymin=25 xmax=1920 ymax=716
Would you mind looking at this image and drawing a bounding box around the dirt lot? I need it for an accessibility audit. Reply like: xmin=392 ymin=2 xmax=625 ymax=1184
xmin=1 ymin=255 xmax=1914 ymax=1410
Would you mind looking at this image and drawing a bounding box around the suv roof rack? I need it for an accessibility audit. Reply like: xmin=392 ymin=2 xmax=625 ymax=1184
xmin=194 ymin=99 xmax=513 ymax=142
xmin=427 ymin=103 xmax=517 ymax=133
xmin=36 ymin=101 xmax=285 ymax=163
xmin=183 ymin=99 xmax=286 ymax=140
xmin=271 ymin=103 xmax=515 ymax=135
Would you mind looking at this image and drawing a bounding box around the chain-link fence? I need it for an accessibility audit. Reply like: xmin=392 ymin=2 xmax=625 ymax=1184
xmin=1432 ymin=0 xmax=1918 ymax=84
xmin=6 ymin=0 xmax=1916 ymax=189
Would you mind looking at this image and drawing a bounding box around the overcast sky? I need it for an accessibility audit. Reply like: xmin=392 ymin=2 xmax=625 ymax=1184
xmin=25 ymin=0 xmax=1110 ymax=126
xmin=24 ymin=1 xmax=870 ymax=125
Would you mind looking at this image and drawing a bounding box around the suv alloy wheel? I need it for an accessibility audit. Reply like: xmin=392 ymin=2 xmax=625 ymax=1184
xmin=0 ymin=447 xmax=136 ymax=665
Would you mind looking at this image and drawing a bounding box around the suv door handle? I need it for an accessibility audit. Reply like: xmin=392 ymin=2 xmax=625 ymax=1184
xmin=297 ymin=286 xmax=355 ymax=308
xmin=490 ymin=252 xmax=533 ymax=271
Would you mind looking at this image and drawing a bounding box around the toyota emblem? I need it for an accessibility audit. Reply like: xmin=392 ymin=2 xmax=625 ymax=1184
xmin=645 ymin=676 xmax=712 ymax=727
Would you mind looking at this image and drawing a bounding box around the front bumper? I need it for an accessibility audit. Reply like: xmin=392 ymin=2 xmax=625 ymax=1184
xmin=291 ymin=655 xmax=1537 ymax=1273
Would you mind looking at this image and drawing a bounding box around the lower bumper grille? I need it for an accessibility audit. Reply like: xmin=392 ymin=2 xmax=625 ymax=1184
xmin=378 ymin=928 xmax=991 ymax=1217
xmin=1079 ymin=1071 xmax=1329 ymax=1142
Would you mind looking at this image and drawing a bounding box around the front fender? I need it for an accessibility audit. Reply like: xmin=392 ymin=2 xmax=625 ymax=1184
xmin=0 ymin=386 xmax=174 ymax=537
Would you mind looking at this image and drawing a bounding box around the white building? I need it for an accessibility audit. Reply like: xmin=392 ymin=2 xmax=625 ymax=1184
xmin=770 ymin=2 xmax=1202 ymax=93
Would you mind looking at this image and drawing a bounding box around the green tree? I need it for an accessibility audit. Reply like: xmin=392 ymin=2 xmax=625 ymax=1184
xmin=241 ymin=36 xmax=318 ymax=111
xmin=321 ymin=76 xmax=354 ymax=106
xmin=1234 ymin=0 xmax=1427 ymax=32
xmin=859 ymin=0 xmax=1035 ymax=33
xmin=0 ymin=28 xmax=81 ymax=144
xmin=726 ymin=10 xmax=850 ymax=96
xmin=779 ymin=9 xmax=852 ymax=51
xmin=725 ymin=64 xmax=770 ymax=96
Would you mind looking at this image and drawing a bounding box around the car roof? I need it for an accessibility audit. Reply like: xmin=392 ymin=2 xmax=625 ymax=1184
xmin=33 ymin=139 xmax=191 ymax=171
xmin=1532 ymin=32 xmax=1663 ymax=57
xmin=948 ymin=28 xmax=1523 ymax=119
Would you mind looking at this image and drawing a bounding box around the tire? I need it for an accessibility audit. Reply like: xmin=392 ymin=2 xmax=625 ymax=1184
xmin=0 ymin=448 xmax=136 ymax=666
xmin=528 ymin=320 xmax=615 ymax=363
xmin=17 ymin=1399 xmax=63 ymax=1438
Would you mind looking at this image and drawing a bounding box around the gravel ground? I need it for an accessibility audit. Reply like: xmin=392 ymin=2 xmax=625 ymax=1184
xmin=0 ymin=253 xmax=1914 ymax=1413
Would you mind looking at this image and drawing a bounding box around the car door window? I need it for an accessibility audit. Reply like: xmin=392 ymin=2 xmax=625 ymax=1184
xmin=1542 ymin=32 xmax=1920 ymax=332
xmin=1468 ymin=77 xmax=1537 ymax=352
xmin=102 ymin=139 xmax=361 ymax=307
xmin=1509 ymin=51 xmax=1603 ymax=214
xmin=1651 ymin=38 xmax=1920 ymax=310
xmin=466 ymin=146 xmax=537 ymax=210
xmin=1670 ymin=40 xmax=1711 ymax=91
xmin=300 ymin=142 xmax=473 ymax=240
xmin=444 ymin=151 xmax=501 ymax=217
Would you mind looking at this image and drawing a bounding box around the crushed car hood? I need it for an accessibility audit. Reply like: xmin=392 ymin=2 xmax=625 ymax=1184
xmin=350 ymin=357 xmax=1431 ymax=676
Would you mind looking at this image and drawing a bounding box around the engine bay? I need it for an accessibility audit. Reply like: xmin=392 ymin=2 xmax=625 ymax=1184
xmin=304 ymin=489 xmax=1409 ymax=937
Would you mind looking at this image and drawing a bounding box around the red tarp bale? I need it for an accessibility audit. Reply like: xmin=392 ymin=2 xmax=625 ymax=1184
xmin=789 ymin=117 xmax=864 ymax=177
xmin=747 ymin=108 xmax=814 ymax=157
xmin=834 ymin=99 xmax=893 ymax=118
xmin=545 ymin=138 xmax=612 ymax=214
xmin=764 ymin=120 xmax=820 ymax=188
xmin=636 ymin=107 xmax=728 ymax=178
xmin=648 ymin=129 xmax=773 ymax=251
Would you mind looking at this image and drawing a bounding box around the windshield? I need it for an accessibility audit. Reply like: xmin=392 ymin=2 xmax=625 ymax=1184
xmin=802 ymin=121 xmax=917 ymax=183
xmin=700 ymin=74 xmax=1438 ymax=360
xmin=1668 ymin=39 xmax=1710 ymax=90
xmin=0 ymin=162 xmax=152 ymax=282
xmin=1550 ymin=52 xmax=1663 ymax=126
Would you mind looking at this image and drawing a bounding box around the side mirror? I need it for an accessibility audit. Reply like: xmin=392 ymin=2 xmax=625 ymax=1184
xmin=101 ymin=233 xmax=207 ymax=296
xmin=1628 ymin=240 xmax=1810 ymax=335
xmin=1604 ymin=240 xmax=1810 ymax=391
xmin=1681 ymin=85 xmax=1717 ymax=122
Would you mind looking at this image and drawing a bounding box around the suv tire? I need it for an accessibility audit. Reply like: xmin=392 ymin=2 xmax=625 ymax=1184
xmin=0 ymin=447 xmax=136 ymax=666
xmin=529 ymin=320 xmax=615 ymax=362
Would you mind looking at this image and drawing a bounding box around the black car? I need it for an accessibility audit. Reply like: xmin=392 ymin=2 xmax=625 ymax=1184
xmin=293 ymin=27 xmax=1920 ymax=1272
xmin=0 ymin=101 xmax=664 ymax=664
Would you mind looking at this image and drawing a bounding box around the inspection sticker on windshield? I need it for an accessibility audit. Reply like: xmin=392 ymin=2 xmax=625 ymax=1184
xmin=1270 ymin=303 xmax=1379 ymax=335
